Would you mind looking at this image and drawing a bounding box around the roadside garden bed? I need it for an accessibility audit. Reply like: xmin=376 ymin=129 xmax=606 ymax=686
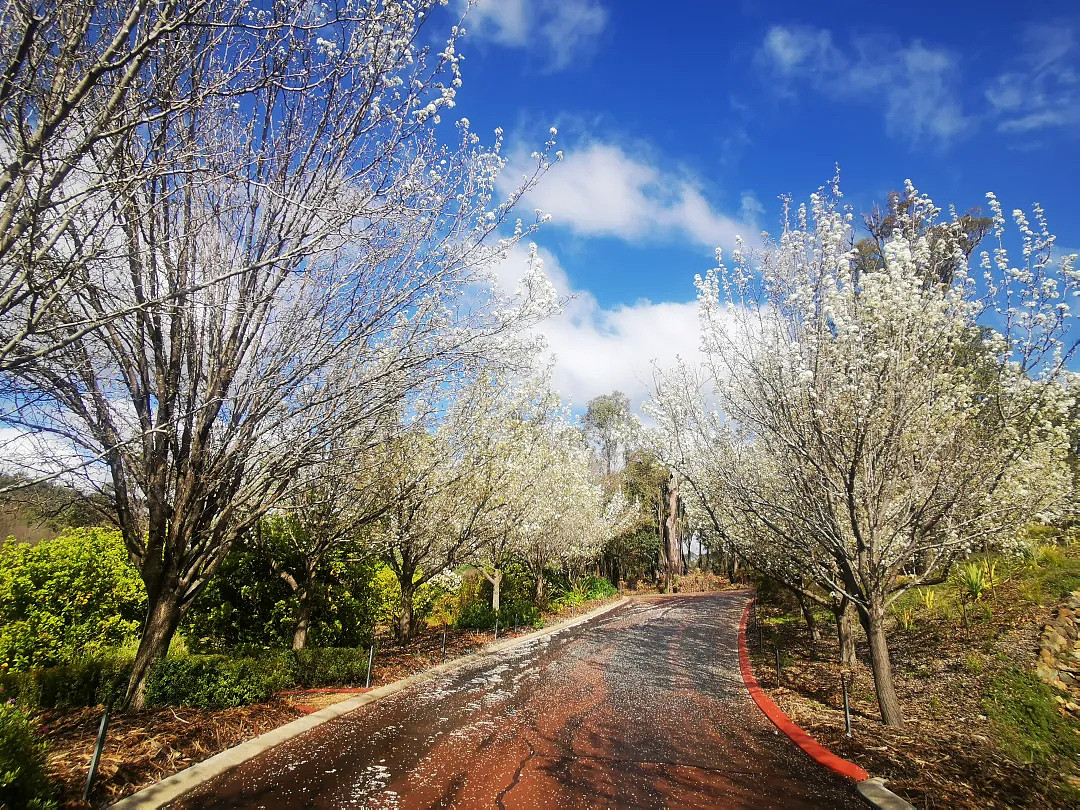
xmin=747 ymin=551 xmax=1080 ymax=808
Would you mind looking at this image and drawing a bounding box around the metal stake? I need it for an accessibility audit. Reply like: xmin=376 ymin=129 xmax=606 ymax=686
xmin=842 ymin=674 xmax=852 ymax=737
xmin=365 ymin=643 xmax=375 ymax=688
xmin=774 ymin=647 xmax=781 ymax=687
xmin=441 ymin=625 xmax=447 ymax=663
xmin=82 ymin=703 xmax=112 ymax=803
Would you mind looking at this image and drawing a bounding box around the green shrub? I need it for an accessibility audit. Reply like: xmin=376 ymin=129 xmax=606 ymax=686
xmin=580 ymin=576 xmax=616 ymax=600
xmin=183 ymin=539 xmax=384 ymax=654
xmin=454 ymin=601 xmax=542 ymax=631
xmin=0 ymin=654 xmax=132 ymax=709
xmin=982 ymin=668 xmax=1080 ymax=767
xmin=0 ymin=528 xmax=145 ymax=670
xmin=145 ymin=654 xmax=290 ymax=709
xmin=288 ymin=648 xmax=369 ymax=688
xmin=0 ymin=703 xmax=57 ymax=809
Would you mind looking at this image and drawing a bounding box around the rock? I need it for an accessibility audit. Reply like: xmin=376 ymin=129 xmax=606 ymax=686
xmin=1040 ymin=647 xmax=1056 ymax=665
xmin=1038 ymin=662 xmax=1059 ymax=683
xmin=1060 ymin=670 xmax=1078 ymax=688
xmin=1048 ymin=630 xmax=1070 ymax=654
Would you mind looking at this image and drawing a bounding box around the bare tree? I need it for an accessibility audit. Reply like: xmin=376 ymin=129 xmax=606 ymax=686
xmin=2 ymin=1 xmax=558 ymax=707
xmin=0 ymin=0 xmax=242 ymax=373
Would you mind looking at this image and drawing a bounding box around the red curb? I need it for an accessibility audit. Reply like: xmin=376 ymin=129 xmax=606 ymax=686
xmin=738 ymin=598 xmax=869 ymax=782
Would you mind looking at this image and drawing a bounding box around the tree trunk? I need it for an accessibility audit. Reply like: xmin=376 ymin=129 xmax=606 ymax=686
xmin=858 ymin=602 xmax=904 ymax=726
xmin=490 ymin=568 xmax=502 ymax=613
xmin=834 ymin=598 xmax=856 ymax=668
xmin=534 ymin=569 xmax=545 ymax=604
xmin=662 ymin=473 xmax=681 ymax=592
xmin=795 ymin=590 xmax=820 ymax=644
xmin=396 ymin=581 xmax=416 ymax=643
xmin=292 ymin=587 xmax=313 ymax=651
xmin=124 ymin=589 xmax=184 ymax=710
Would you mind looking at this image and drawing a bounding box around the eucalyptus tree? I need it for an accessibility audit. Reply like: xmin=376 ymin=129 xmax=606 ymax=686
xmin=688 ymin=179 xmax=1076 ymax=726
xmin=2 ymin=1 xmax=559 ymax=706
xmin=583 ymin=391 xmax=638 ymax=475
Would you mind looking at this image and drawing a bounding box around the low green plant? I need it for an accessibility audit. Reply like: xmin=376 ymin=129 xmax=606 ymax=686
xmin=957 ymin=561 xmax=986 ymax=626
xmin=145 ymin=654 xmax=291 ymax=709
xmin=0 ymin=654 xmax=132 ymax=709
xmin=0 ymin=702 xmax=57 ymax=809
xmin=1036 ymin=544 xmax=1066 ymax=568
xmin=963 ymin=652 xmax=984 ymax=675
xmin=894 ymin=607 xmax=916 ymax=631
xmin=920 ymin=588 xmax=937 ymax=614
xmin=982 ymin=668 xmax=1080 ymax=769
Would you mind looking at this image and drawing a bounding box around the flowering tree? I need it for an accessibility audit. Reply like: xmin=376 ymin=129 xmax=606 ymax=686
xmin=657 ymin=179 xmax=1076 ymax=726
xmin=0 ymin=1 xmax=559 ymax=706
xmin=583 ymin=391 xmax=639 ymax=475
xmin=374 ymin=373 xmax=545 ymax=641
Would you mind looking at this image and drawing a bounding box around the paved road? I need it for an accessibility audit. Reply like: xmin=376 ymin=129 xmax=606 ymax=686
xmin=173 ymin=593 xmax=863 ymax=809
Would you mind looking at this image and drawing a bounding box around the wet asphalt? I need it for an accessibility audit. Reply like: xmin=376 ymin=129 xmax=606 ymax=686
xmin=171 ymin=593 xmax=864 ymax=809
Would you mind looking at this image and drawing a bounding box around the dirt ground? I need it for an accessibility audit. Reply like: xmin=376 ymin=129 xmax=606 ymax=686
xmin=748 ymin=580 xmax=1078 ymax=809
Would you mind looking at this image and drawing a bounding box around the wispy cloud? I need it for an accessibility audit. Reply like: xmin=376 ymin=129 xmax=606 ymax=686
xmin=757 ymin=24 xmax=970 ymax=147
xmin=462 ymin=0 xmax=607 ymax=71
xmin=986 ymin=23 xmax=1080 ymax=134
xmin=505 ymin=140 xmax=759 ymax=252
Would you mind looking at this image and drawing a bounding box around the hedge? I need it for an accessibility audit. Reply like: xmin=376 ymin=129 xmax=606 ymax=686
xmin=0 ymin=647 xmax=373 ymax=711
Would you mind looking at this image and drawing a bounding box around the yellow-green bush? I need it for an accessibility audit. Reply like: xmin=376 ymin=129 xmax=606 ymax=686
xmin=0 ymin=528 xmax=145 ymax=670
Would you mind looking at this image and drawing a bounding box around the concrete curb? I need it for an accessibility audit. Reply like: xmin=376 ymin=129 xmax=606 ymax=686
xmin=737 ymin=598 xmax=915 ymax=810
xmin=110 ymin=597 xmax=629 ymax=809
xmin=857 ymin=777 xmax=918 ymax=809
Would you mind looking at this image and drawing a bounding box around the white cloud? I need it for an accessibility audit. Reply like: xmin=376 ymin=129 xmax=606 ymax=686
xmin=0 ymin=427 xmax=108 ymax=490
xmin=492 ymin=243 xmax=703 ymax=414
xmin=507 ymin=141 xmax=758 ymax=252
xmin=463 ymin=0 xmax=607 ymax=71
xmin=757 ymin=25 xmax=971 ymax=146
xmin=986 ymin=24 xmax=1080 ymax=134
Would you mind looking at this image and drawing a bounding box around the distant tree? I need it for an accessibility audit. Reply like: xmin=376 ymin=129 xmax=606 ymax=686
xmin=583 ymin=391 xmax=639 ymax=475
xmin=852 ymin=189 xmax=992 ymax=286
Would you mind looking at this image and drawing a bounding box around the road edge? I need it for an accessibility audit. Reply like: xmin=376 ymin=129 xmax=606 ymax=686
xmin=737 ymin=598 xmax=915 ymax=809
xmin=110 ymin=596 xmax=629 ymax=809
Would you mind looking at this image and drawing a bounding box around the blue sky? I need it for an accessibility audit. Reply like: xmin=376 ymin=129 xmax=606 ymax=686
xmin=439 ymin=0 xmax=1080 ymax=410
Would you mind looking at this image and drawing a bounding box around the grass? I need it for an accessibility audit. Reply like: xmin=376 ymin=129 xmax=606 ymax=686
xmin=981 ymin=668 xmax=1080 ymax=805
